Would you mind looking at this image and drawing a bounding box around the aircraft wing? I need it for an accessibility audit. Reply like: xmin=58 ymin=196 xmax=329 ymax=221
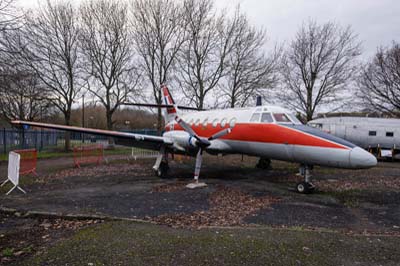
xmin=11 ymin=120 xmax=172 ymax=151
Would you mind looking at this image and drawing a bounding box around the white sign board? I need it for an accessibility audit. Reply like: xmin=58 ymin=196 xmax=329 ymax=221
xmin=1 ymin=151 xmax=26 ymax=195
xmin=381 ymin=149 xmax=392 ymax=158
xmin=8 ymin=151 xmax=20 ymax=186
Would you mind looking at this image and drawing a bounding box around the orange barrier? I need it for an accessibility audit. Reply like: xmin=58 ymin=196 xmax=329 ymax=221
xmin=73 ymin=144 xmax=104 ymax=168
xmin=171 ymin=153 xmax=190 ymax=162
xmin=13 ymin=149 xmax=38 ymax=176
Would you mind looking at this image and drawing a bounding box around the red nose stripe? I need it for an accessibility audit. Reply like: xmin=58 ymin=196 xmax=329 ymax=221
xmin=167 ymin=123 xmax=348 ymax=150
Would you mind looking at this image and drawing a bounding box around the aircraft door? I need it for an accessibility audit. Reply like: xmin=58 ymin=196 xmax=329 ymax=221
xmin=335 ymin=125 xmax=346 ymax=138
xmin=329 ymin=124 xmax=346 ymax=138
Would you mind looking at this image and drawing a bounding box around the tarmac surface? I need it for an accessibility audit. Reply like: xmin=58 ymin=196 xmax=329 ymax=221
xmin=1 ymin=155 xmax=400 ymax=234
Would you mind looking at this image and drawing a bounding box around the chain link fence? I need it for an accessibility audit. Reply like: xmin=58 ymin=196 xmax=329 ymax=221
xmin=0 ymin=128 xmax=158 ymax=154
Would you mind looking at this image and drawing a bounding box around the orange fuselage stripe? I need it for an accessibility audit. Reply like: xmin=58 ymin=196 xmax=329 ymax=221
xmin=166 ymin=123 xmax=348 ymax=150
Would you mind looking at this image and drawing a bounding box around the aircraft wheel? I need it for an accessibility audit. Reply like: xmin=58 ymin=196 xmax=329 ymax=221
xmin=256 ymin=158 xmax=272 ymax=169
xmin=155 ymin=161 xmax=169 ymax=178
xmin=296 ymin=182 xmax=314 ymax=194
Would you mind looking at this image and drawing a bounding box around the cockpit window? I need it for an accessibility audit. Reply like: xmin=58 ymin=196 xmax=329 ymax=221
xmin=287 ymin=113 xmax=302 ymax=124
xmin=250 ymin=113 xmax=261 ymax=122
xmin=273 ymin=113 xmax=291 ymax=123
xmin=261 ymin=113 xmax=274 ymax=123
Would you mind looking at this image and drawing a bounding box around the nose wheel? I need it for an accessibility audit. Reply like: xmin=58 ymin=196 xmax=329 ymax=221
xmin=296 ymin=165 xmax=315 ymax=194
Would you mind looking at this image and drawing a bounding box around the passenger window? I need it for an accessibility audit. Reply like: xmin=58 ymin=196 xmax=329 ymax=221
xmin=369 ymin=131 xmax=376 ymax=136
xmin=273 ymin=113 xmax=291 ymax=123
xmin=195 ymin=119 xmax=201 ymax=127
xmin=386 ymin=132 xmax=394 ymax=137
xmin=202 ymin=118 xmax=208 ymax=126
xmin=261 ymin=113 xmax=274 ymax=123
xmin=220 ymin=118 xmax=227 ymax=128
xmin=229 ymin=118 xmax=237 ymax=128
xmin=250 ymin=113 xmax=261 ymax=122
xmin=212 ymin=118 xmax=218 ymax=128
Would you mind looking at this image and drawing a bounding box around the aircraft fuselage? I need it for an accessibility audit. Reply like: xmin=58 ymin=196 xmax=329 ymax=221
xmin=163 ymin=106 xmax=377 ymax=169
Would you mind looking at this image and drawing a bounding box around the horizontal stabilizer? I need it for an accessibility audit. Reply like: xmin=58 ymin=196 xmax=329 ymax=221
xmin=123 ymin=102 xmax=204 ymax=111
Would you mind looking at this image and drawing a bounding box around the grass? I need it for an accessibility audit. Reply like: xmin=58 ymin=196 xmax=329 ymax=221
xmin=22 ymin=221 xmax=400 ymax=266
xmin=320 ymin=189 xmax=363 ymax=207
xmin=1 ymin=247 xmax=14 ymax=257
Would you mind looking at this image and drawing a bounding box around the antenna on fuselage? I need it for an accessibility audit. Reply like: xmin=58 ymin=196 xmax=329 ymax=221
xmin=256 ymin=96 xmax=262 ymax=106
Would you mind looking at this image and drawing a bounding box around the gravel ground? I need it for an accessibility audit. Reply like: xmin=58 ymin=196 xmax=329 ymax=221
xmin=1 ymin=155 xmax=400 ymax=233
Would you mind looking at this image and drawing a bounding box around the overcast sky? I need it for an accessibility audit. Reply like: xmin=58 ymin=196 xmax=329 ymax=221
xmin=18 ymin=0 xmax=399 ymax=60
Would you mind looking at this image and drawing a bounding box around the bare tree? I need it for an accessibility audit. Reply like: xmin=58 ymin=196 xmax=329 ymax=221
xmin=278 ymin=20 xmax=361 ymax=121
xmin=358 ymin=43 xmax=400 ymax=116
xmin=130 ymin=0 xmax=186 ymax=133
xmin=0 ymin=0 xmax=22 ymax=89
xmin=80 ymin=0 xmax=140 ymax=132
xmin=221 ymin=9 xmax=280 ymax=108
xmin=178 ymin=0 xmax=237 ymax=109
xmin=0 ymin=68 xmax=49 ymax=122
xmin=0 ymin=0 xmax=20 ymax=31
xmin=2 ymin=1 xmax=83 ymax=150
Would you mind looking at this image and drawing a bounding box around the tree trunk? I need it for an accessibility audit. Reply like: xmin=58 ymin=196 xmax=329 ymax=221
xmin=106 ymin=110 xmax=114 ymax=147
xmin=306 ymin=88 xmax=313 ymax=121
xmin=157 ymin=106 xmax=163 ymax=135
xmin=64 ymin=113 xmax=71 ymax=152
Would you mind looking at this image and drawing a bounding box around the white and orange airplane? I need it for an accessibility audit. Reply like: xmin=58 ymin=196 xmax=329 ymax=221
xmin=12 ymin=85 xmax=377 ymax=193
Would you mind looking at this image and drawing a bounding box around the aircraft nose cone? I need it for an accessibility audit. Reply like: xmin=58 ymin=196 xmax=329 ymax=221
xmin=349 ymin=147 xmax=377 ymax=168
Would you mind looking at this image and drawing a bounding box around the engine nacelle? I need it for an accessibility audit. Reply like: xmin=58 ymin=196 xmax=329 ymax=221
xmin=163 ymin=131 xmax=197 ymax=150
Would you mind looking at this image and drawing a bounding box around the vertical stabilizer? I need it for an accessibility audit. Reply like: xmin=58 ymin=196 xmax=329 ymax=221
xmin=161 ymin=84 xmax=178 ymax=124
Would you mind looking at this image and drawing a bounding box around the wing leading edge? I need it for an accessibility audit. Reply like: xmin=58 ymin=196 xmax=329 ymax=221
xmin=11 ymin=121 xmax=172 ymax=151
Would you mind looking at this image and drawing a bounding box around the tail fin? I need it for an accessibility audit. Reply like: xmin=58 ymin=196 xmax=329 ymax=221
xmin=161 ymin=84 xmax=179 ymax=123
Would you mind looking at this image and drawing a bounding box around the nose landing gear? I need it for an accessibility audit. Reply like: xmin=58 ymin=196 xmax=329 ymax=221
xmin=296 ymin=165 xmax=315 ymax=194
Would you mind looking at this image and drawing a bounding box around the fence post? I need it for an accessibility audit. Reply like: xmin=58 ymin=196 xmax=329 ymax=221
xmin=34 ymin=130 xmax=38 ymax=151
xmin=3 ymin=128 xmax=6 ymax=154
xmin=40 ymin=129 xmax=43 ymax=151
xmin=22 ymin=127 xmax=25 ymax=149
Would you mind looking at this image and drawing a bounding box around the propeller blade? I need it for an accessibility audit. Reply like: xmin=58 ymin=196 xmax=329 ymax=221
xmin=208 ymin=128 xmax=232 ymax=141
xmin=175 ymin=116 xmax=197 ymax=138
xmin=175 ymin=116 xmax=211 ymax=146
xmin=194 ymin=148 xmax=203 ymax=183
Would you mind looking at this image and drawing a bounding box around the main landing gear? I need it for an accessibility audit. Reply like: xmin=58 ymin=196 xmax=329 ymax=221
xmin=153 ymin=147 xmax=169 ymax=178
xmin=296 ymin=165 xmax=315 ymax=194
xmin=256 ymin=157 xmax=272 ymax=170
xmin=155 ymin=161 xmax=169 ymax=178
